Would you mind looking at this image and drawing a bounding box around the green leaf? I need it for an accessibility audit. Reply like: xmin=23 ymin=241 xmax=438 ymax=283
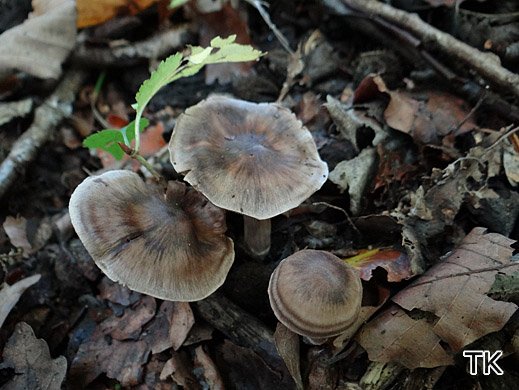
xmin=169 ymin=0 xmax=189 ymax=8
xmin=83 ymin=119 xmax=149 ymax=160
xmin=134 ymin=53 xmax=183 ymax=115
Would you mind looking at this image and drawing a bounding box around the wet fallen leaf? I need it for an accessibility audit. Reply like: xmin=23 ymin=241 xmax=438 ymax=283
xmin=344 ymin=248 xmax=413 ymax=282
xmin=77 ymin=0 xmax=159 ymax=28
xmin=0 ymin=322 xmax=67 ymax=390
xmin=357 ymin=228 xmax=519 ymax=368
xmin=194 ymin=345 xmax=225 ymax=390
xmin=274 ymin=322 xmax=303 ymax=390
xmin=0 ymin=0 xmax=76 ymax=80
xmin=0 ymin=274 xmax=41 ymax=328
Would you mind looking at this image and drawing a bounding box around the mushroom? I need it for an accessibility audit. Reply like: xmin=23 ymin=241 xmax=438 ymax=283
xmin=69 ymin=170 xmax=234 ymax=301
xmin=268 ymin=249 xmax=362 ymax=344
xmin=169 ymin=96 xmax=328 ymax=258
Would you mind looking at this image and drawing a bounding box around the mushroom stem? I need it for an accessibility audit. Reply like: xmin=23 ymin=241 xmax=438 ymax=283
xmin=243 ymin=216 xmax=271 ymax=259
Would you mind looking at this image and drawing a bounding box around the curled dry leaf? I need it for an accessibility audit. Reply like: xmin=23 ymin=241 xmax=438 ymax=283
xmin=1 ymin=322 xmax=67 ymax=390
xmin=3 ymin=216 xmax=53 ymax=257
xmin=0 ymin=274 xmax=41 ymax=329
xmin=160 ymin=351 xmax=198 ymax=388
xmin=0 ymin=0 xmax=76 ymax=79
xmin=357 ymin=228 xmax=519 ymax=368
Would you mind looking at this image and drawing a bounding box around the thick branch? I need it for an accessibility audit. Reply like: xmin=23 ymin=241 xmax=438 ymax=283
xmin=328 ymin=0 xmax=519 ymax=99
xmin=0 ymin=68 xmax=87 ymax=200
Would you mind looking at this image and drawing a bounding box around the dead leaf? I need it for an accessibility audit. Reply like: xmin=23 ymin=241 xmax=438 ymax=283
xmin=0 ymin=274 xmax=41 ymax=328
xmin=274 ymin=322 xmax=303 ymax=390
xmin=99 ymin=295 xmax=156 ymax=340
xmin=0 ymin=0 xmax=76 ymax=79
xmin=357 ymin=306 xmax=455 ymax=369
xmin=197 ymin=3 xmax=254 ymax=84
xmin=3 ymin=216 xmax=53 ymax=256
xmin=70 ymin=337 xmax=150 ymax=387
xmin=357 ymin=228 xmax=519 ymax=368
xmin=77 ymin=0 xmax=159 ymax=28
xmin=393 ymin=227 xmax=518 ymax=351
xmin=503 ymin=140 xmax=519 ymax=186
xmin=144 ymin=301 xmax=195 ymax=353
xmin=183 ymin=323 xmax=214 ymax=346
xmin=160 ymin=351 xmax=198 ymax=389
xmin=329 ymin=147 xmax=378 ymax=215
xmin=0 ymin=322 xmax=67 ymax=390
xmin=194 ymin=346 xmax=225 ymax=390
xmin=344 ymin=248 xmax=413 ymax=282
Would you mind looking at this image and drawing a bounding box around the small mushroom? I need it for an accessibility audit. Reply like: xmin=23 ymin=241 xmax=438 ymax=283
xmin=169 ymin=96 xmax=328 ymax=258
xmin=69 ymin=170 xmax=234 ymax=301
xmin=268 ymin=250 xmax=362 ymax=343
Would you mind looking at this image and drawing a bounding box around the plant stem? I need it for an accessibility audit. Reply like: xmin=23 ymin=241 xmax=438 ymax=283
xmin=118 ymin=142 xmax=166 ymax=185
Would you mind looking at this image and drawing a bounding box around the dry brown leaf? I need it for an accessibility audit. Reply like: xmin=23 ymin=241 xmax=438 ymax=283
xmin=274 ymin=322 xmax=303 ymax=390
xmin=76 ymin=0 xmax=159 ymax=28
xmin=393 ymin=227 xmax=518 ymax=351
xmin=344 ymin=249 xmax=413 ymax=282
xmin=1 ymin=322 xmax=67 ymax=390
xmin=503 ymin=140 xmax=519 ymax=187
xmin=3 ymin=216 xmax=53 ymax=256
xmin=357 ymin=228 xmax=518 ymax=369
xmin=0 ymin=274 xmax=41 ymax=329
xmin=194 ymin=346 xmax=225 ymax=390
xmin=98 ymin=276 xmax=132 ymax=305
xmin=357 ymin=305 xmax=454 ymax=369
xmin=70 ymin=337 xmax=150 ymax=387
xmin=0 ymin=0 xmax=76 ymax=79
xmin=145 ymin=301 xmax=195 ymax=353
xmin=160 ymin=351 xmax=198 ymax=389
xmin=99 ymin=295 xmax=156 ymax=340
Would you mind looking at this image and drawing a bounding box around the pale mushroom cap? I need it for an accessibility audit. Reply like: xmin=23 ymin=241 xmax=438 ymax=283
xmin=268 ymin=250 xmax=362 ymax=339
xmin=169 ymin=96 xmax=329 ymax=220
xmin=69 ymin=170 xmax=234 ymax=301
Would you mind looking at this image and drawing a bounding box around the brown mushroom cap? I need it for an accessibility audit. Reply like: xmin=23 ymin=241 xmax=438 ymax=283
xmin=69 ymin=170 xmax=234 ymax=301
xmin=268 ymin=250 xmax=362 ymax=340
xmin=169 ymin=96 xmax=328 ymax=220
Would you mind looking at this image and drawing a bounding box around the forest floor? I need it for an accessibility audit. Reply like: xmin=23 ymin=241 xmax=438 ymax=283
xmin=1 ymin=0 xmax=519 ymax=389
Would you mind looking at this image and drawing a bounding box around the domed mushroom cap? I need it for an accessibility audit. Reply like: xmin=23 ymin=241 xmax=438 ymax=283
xmin=268 ymin=250 xmax=362 ymax=340
xmin=169 ymin=96 xmax=328 ymax=220
xmin=69 ymin=170 xmax=234 ymax=301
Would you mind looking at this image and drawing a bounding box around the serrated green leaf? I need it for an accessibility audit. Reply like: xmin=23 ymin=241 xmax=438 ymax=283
xmin=135 ymin=53 xmax=183 ymax=113
xmin=189 ymin=47 xmax=212 ymax=64
xmin=210 ymin=35 xmax=237 ymax=48
xmin=83 ymin=119 xmax=149 ymax=160
xmin=169 ymin=0 xmax=188 ymax=8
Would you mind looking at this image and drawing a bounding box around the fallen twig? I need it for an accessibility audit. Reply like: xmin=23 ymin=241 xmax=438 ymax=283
xmin=72 ymin=25 xmax=191 ymax=67
xmin=0 ymin=68 xmax=87 ymax=200
xmin=325 ymin=0 xmax=519 ymax=98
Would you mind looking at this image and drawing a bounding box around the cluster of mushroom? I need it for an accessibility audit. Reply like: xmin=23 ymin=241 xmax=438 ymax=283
xmin=70 ymin=96 xmax=364 ymax=344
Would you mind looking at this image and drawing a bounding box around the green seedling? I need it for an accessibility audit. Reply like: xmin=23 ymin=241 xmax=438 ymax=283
xmin=83 ymin=35 xmax=263 ymax=164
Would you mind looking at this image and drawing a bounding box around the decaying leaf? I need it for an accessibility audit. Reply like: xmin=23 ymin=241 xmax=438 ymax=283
xmin=274 ymin=322 xmax=304 ymax=390
xmin=145 ymin=301 xmax=195 ymax=353
xmin=76 ymin=0 xmax=159 ymax=28
xmin=160 ymin=351 xmax=198 ymax=388
xmin=194 ymin=346 xmax=225 ymax=390
xmin=358 ymin=228 xmax=518 ymax=368
xmin=0 ymin=0 xmax=76 ymax=80
xmin=329 ymin=147 xmax=377 ymax=215
xmin=0 ymin=274 xmax=41 ymax=329
xmin=0 ymin=322 xmax=67 ymax=390
xmin=503 ymin=140 xmax=519 ymax=187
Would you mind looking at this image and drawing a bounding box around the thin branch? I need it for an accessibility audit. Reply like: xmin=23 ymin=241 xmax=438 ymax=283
xmin=0 ymin=68 xmax=87 ymax=200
